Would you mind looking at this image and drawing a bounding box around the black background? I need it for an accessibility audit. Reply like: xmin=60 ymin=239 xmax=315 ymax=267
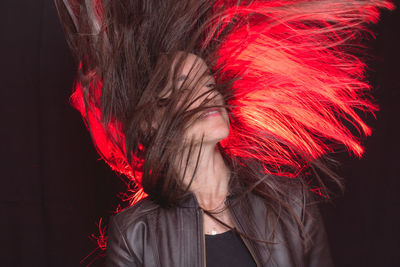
xmin=0 ymin=1 xmax=399 ymax=266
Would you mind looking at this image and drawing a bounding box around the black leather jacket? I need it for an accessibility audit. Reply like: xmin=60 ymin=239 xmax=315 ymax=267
xmin=106 ymin=189 xmax=333 ymax=266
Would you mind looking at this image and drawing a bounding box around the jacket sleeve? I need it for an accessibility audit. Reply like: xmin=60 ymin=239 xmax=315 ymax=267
xmin=106 ymin=216 xmax=141 ymax=267
xmin=303 ymin=193 xmax=334 ymax=267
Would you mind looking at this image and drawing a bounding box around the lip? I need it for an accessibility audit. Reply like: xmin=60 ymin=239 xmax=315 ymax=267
xmin=200 ymin=107 xmax=221 ymax=119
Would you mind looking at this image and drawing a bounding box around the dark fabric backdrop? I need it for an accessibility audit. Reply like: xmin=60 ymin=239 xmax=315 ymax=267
xmin=0 ymin=1 xmax=399 ymax=266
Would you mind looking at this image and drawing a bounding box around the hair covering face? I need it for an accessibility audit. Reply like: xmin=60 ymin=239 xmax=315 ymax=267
xmin=55 ymin=0 xmax=394 ymax=205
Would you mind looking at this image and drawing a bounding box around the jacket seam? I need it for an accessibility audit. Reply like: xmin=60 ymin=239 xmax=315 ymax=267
xmin=113 ymin=216 xmax=137 ymax=261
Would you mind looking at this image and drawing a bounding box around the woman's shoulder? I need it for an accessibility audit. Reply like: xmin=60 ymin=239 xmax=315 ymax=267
xmin=106 ymin=197 xmax=162 ymax=265
xmin=110 ymin=197 xmax=160 ymax=232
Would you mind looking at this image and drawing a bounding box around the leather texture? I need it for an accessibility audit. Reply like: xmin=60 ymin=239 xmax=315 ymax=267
xmin=106 ymin=188 xmax=333 ymax=267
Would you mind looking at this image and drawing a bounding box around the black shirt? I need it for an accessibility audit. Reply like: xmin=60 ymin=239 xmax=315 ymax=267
xmin=205 ymin=229 xmax=258 ymax=267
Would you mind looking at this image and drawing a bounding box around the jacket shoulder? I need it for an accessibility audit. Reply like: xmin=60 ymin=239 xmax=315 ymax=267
xmin=106 ymin=198 xmax=161 ymax=266
xmin=111 ymin=197 xmax=160 ymax=232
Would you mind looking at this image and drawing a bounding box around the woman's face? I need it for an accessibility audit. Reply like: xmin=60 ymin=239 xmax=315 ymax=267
xmin=161 ymin=53 xmax=230 ymax=145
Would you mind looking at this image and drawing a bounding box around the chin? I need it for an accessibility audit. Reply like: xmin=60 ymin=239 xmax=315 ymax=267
xmin=193 ymin=122 xmax=229 ymax=145
xmin=204 ymin=126 xmax=230 ymax=144
xmin=184 ymin=109 xmax=230 ymax=144
xmin=184 ymin=122 xmax=229 ymax=145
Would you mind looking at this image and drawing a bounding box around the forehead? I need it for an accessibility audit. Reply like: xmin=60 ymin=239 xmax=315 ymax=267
xmin=171 ymin=52 xmax=209 ymax=78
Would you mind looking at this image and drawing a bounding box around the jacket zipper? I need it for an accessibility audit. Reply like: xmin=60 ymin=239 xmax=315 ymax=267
xmin=227 ymin=199 xmax=261 ymax=267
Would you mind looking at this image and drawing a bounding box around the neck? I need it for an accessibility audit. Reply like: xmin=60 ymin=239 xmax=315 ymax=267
xmin=180 ymin=143 xmax=230 ymax=209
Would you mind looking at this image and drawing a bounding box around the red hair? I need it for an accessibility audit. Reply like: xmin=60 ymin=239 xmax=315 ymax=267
xmin=213 ymin=0 xmax=394 ymax=175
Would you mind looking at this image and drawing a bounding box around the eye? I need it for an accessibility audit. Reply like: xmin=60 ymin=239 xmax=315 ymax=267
xmin=206 ymin=83 xmax=216 ymax=88
xmin=204 ymin=74 xmax=216 ymax=88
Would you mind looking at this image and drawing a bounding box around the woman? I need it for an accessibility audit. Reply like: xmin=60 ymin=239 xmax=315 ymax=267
xmin=105 ymin=51 xmax=333 ymax=266
xmin=54 ymin=0 xmax=393 ymax=266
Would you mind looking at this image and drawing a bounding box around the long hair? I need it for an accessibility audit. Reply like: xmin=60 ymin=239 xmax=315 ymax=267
xmin=55 ymin=0 xmax=393 ymax=249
